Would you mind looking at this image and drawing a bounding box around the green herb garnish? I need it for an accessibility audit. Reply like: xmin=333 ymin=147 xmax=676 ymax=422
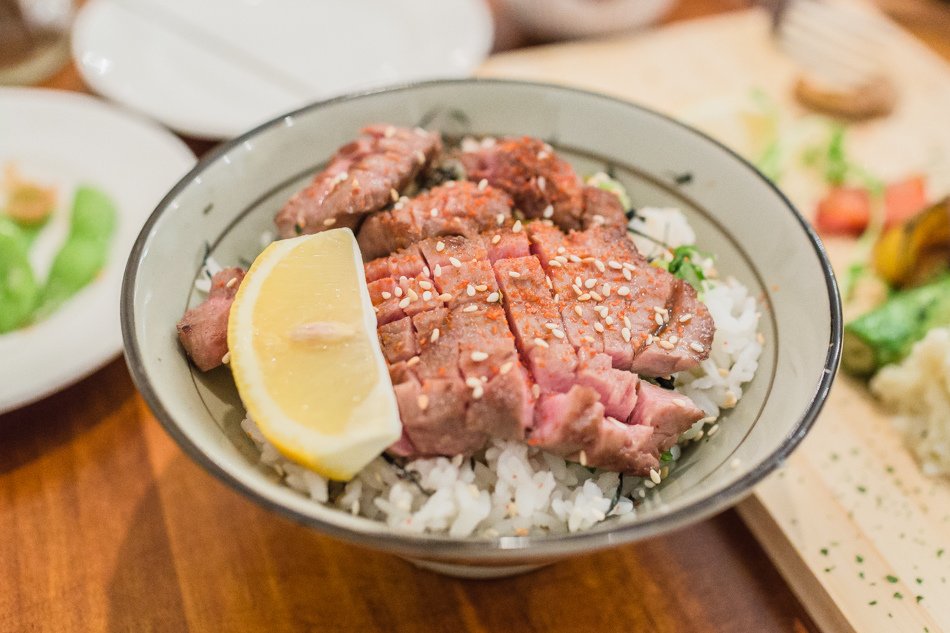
xmin=666 ymin=245 xmax=708 ymax=292
xmin=886 ymin=575 xmax=899 ymax=584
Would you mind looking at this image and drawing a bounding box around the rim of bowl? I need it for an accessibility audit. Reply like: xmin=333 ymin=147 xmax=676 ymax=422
xmin=121 ymin=78 xmax=842 ymax=559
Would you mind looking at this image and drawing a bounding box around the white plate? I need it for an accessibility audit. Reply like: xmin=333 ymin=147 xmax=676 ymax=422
xmin=0 ymin=88 xmax=195 ymax=415
xmin=71 ymin=0 xmax=494 ymax=139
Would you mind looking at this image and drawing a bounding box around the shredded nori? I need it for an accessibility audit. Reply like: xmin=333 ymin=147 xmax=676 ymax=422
xmin=672 ymin=171 xmax=694 ymax=186
xmin=624 ymin=207 xmax=637 ymax=221
xmin=381 ymin=453 xmax=432 ymax=496
xmin=606 ymin=474 xmax=624 ymax=515
xmin=655 ymin=376 xmax=676 ymax=390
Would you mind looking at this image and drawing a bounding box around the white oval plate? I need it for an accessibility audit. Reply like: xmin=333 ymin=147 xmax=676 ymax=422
xmin=0 ymin=88 xmax=195 ymax=415
xmin=71 ymin=0 xmax=494 ymax=139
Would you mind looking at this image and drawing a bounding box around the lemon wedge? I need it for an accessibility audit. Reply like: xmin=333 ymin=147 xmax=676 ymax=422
xmin=227 ymin=229 xmax=401 ymax=480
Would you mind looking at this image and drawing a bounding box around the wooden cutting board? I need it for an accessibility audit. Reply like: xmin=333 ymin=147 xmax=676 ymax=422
xmin=478 ymin=8 xmax=950 ymax=633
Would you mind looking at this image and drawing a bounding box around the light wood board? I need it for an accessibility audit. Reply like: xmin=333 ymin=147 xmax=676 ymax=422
xmin=479 ymin=8 xmax=950 ymax=632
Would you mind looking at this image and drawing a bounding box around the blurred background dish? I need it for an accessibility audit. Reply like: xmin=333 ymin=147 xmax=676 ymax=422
xmin=0 ymin=88 xmax=194 ymax=414
xmin=0 ymin=0 xmax=74 ymax=85
xmin=71 ymin=0 xmax=494 ymax=139
xmin=493 ymin=0 xmax=674 ymax=40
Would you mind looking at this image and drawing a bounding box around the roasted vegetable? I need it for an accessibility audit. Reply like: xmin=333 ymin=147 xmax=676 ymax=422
xmin=842 ymin=275 xmax=950 ymax=376
xmin=814 ymin=176 xmax=927 ymax=237
xmin=873 ymin=197 xmax=950 ymax=288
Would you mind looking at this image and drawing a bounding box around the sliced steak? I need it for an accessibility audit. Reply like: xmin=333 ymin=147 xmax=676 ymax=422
xmin=461 ymin=137 xmax=586 ymax=230
xmin=357 ymin=181 xmax=513 ymax=260
xmin=176 ymin=267 xmax=245 ymax=371
xmin=275 ymin=125 xmax=441 ymax=238
xmin=630 ymin=382 xmax=704 ymax=456
xmin=581 ymin=186 xmax=628 ymax=231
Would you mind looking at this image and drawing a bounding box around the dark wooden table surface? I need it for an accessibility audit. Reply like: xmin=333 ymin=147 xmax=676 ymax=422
xmin=3 ymin=0 xmax=948 ymax=631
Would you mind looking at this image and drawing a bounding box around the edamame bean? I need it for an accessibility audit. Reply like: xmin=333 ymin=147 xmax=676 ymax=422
xmin=0 ymin=216 xmax=39 ymax=333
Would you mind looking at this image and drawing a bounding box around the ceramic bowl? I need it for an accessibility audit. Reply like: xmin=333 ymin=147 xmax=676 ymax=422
xmin=121 ymin=79 xmax=841 ymax=578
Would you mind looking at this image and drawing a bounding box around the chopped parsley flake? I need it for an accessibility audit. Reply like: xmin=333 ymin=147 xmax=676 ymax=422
xmin=856 ymin=555 xmax=864 ymax=564
xmin=886 ymin=575 xmax=899 ymax=584
xmin=894 ymin=592 xmax=903 ymax=600
xmin=857 ymin=485 xmax=867 ymax=494
xmin=869 ymin=600 xmax=878 ymax=606
xmin=820 ymin=548 xmax=829 ymax=556
xmin=916 ymin=595 xmax=924 ymax=604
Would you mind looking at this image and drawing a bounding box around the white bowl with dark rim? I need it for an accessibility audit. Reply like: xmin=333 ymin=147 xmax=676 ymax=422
xmin=121 ymin=79 xmax=841 ymax=578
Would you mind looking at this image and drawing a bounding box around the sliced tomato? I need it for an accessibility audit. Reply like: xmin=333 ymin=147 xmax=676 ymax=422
xmin=814 ymin=175 xmax=928 ymax=236
xmin=815 ymin=186 xmax=870 ymax=236
xmin=883 ymin=175 xmax=927 ymax=229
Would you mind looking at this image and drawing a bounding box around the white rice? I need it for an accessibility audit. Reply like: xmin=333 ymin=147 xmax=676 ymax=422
xmin=237 ymin=205 xmax=762 ymax=537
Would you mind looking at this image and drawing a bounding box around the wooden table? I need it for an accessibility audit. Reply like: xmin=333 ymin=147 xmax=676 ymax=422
xmin=3 ymin=1 xmax=947 ymax=631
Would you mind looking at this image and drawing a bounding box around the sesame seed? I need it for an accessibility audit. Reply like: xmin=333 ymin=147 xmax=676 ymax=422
xmin=572 ymin=284 xmax=583 ymax=295
xmin=381 ymin=291 xmax=392 ymax=299
xmin=542 ymin=204 xmax=554 ymax=219
xmin=422 ymin=266 xmax=430 ymax=277
xmin=584 ymin=278 xmax=597 ymax=289
xmin=594 ymin=260 xmax=606 ymax=273
xmin=622 ymin=327 xmax=631 ymax=342
xmin=623 ymin=316 xmax=631 ymax=329
xmin=546 ymin=276 xmax=553 ymax=289
xmin=544 ymin=322 xmax=558 ymax=330
xmin=414 ymin=150 xmax=426 ymax=164
xmin=689 ymin=341 xmax=705 ymax=353
xmin=707 ymin=424 xmax=720 ymax=437
xmin=512 ymin=220 xmax=523 ymax=233
xmin=672 ymin=398 xmax=689 ymax=408
xmin=478 ymin=178 xmax=488 ymax=190
xmin=617 ymin=286 xmax=630 ymax=297
xmin=648 ymin=468 xmax=662 ymax=484
xmin=622 ymin=268 xmax=632 ymax=281
xmin=602 ymin=283 xmax=611 ymax=296
xmin=654 ymin=313 xmax=665 ymax=326
xmin=508 ymin=270 xmax=521 ymax=278
xmin=622 ymin=262 xmax=636 ymax=271
xmin=538 ymin=150 xmax=549 ymax=160
xmin=574 ymin=276 xmax=583 ymax=287
xmin=537 ymin=176 xmax=546 ymax=191
xmin=398 ymin=297 xmax=411 ymax=309
xmin=583 ymin=335 xmax=596 ymax=344
xmin=555 ymin=255 xmax=568 ymax=264
xmin=589 ymin=291 xmax=603 ymax=302
xmin=475 ymin=284 xmax=488 ymax=292
xmin=466 ymin=284 xmax=476 ymax=297
xmin=491 ymin=234 xmax=501 ymax=244
xmin=470 ymin=351 xmax=489 ymax=362
xmin=552 ymin=328 xmax=566 ymax=339
xmin=659 ymin=340 xmax=675 ymax=350
xmin=548 ymin=259 xmax=563 ymax=268
xmin=399 ymin=275 xmax=408 ymax=284
xmin=608 ymin=260 xmax=622 ymax=270
xmin=533 ymin=337 xmax=549 ymax=349
xmin=384 ymin=126 xmax=396 ymax=138
xmin=646 ymin=334 xmax=655 ymax=345
xmin=449 ymin=257 xmax=462 ymax=268
xmin=592 ymin=214 xmax=605 ymax=225
xmin=422 ymin=291 xmax=432 ymax=301
xmin=723 ymin=391 xmax=738 ymax=408
xmin=407 ymin=288 xmax=419 ymax=301
xmin=578 ymin=293 xmax=591 ymax=302
xmin=322 ymin=218 xmax=336 ymax=226
xmin=406 ymin=356 xmax=420 ymax=367
xmin=574 ymin=306 xmax=584 ymax=317
xmin=595 ymin=305 xmax=608 ymax=317
xmin=221 ymin=352 xmax=230 ymax=365
xmin=463 ymin=304 xmax=478 ymax=313
xmin=472 ymin=385 xmax=484 ymax=399
xmin=604 ymin=316 xmax=614 ymax=326
xmin=499 ymin=361 xmax=514 ymax=374
xmin=434 ymin=264 xmax=442 ymax=277
xmin=390 ymin=188 xmax=399 ymax=201
xmin=557 ymin=246 xmax=566 ymax=254
xmin=569 ymin=254 xmax=582 ymax=263
xmin=430 ymin=208 xmax=439 ymax=218
xmin=417 ymin=395 xmax=429 ymax=410
xmin=593 ymin=322 xmax=605 ymax=333
xmin=430 ymin=328 xmax=440 ymax=343
xmin=419 ymin=280 xmax=432 ymax=290
xmin=487 ymin=292 xmax=500 ymax=303
xmin=496 ymin=213 xmax=505 ymax=226
xmin=436 ymin=241 xmax=445 ymax=252
xmin=679 ymin=313 xmax=693 ymax=323
xmin=553 ymin=293 xmax=561 ymax=302
xmin=579 ymin=450 xmax=588 ymax=467
xmin=668 ymin=335 xmax=679 ymax=344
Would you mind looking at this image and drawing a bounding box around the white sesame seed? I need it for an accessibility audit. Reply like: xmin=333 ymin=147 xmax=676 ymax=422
xmin=589 ymin=291 xmax=603 ymax=302
xmin=604 ymin=316 xmax=614 ymax=326
xmin=381 ymin=291 xmax=392 ymax=300
xmin=595 ymin=306 xmax=608 ymax=317
xmin=221 ymin=352 xmax=230 ymax=365
xmin=569 ymin=254 xmax=582 ymax=263
xmin=650 ymin=469 xmax=661 ymax=484
xmin=574 ymin=306 xmax=584 ymax=317
xmin=491 ymin=234 xmax=501 ymax=244
xmin=419 ymin=280 xmax=432 ymax=290
xmin=679 ymin=313 xmax=693 ymax=323
xmin=572 ymin=284 xmax=583 ymax=296
xmin=673 ymin=398 xmax=689 ymax=408
xmin=437 ymin=292 xmax=451 ymax=302
xmin=723 ymin=391 xmax=738 ymax=408
xmin=463 ymin=304 xmax=478 ymax=313
xmin=594 ymin=260 xmax=606 ymax=273
xmin=584 ymin=278 xmax=597 ymax=289
xmin=617 ymin=286 xmax=630 ymax=297
xmin=579 ymin=450 xmax=588 ymax=467
xmin=622 ymin=327 xmax=631 ymax=342
xmin=532 ymin=384 xmax=541 ymax=399
xmin=499 ymin=361 xmax=514 ymax=374
xmin=542 ymin=204 xmax=554 ymax=219
xmin=623 ymin=315 xmax=631 ymax=329
xmin=487 ymin=292 xmax=500 ymax=303
xmin=622 ymin=262 xmax=636 ymax=271
xmin=434 ymin=264 xmax=442 ymax=277
xmin=654 ymin=313 xmax=665 ymax=326
xmin=472 ymin=385 xmax=484 ymax=399
xmin=538 ymin=150 xmax=549 ymax=160
xmin=607 ymin=260 xmax=622 ymax=270
xmin=398 ymin=297 xmax=411 ymax=309
xmin=429 ymin=208 xmax=439 ymax=218
xmin=707 ymin=424 xmax=720 ymax=437
xmin=583 ymin=335 xmax=596 ymax=344
xmin=602 ymin=283 xmax=611 ymax=296
xmin=466 ymin=284 xmax=476 ymax=297
xmin=668 ymin=335 xmax=679 ymax=344
xmin=548 ymin=259 xmax=563 ymax=268
xmin=533 ymin=337 xmax=549 ymax=349
xmin=553 ymin=293 xmax=561 ymax=303
xmin=546 ymin=276 xmax=553 ymax=289
xmin=537 ymin=176 xmax=546 ymax=191
xmin=593 ymin=322 xmax=605 ymax=333
xmin=407 ymin=288 xmax=419 ymax=301
xmin=622 ymin=268 xmax=632 ymax=281
xmin=449 ymin=257 xmax=462 ymax=268
xmin=417 ymin=394 xmax=429 ymax=410
xmin=415 ymin=150 xmax=426 ymax=164
xmin=470 ymin=351 xmax=489 ymax=362
xmin=689 ymin=341 xmax=705 ymax=353
xmin=406 ymin=356 xmax=420 ymax=367
xmin=659 ymin=340 xmax=675 ymax=350
xmin=430 ymin=328 xmax=440 ymax=342
xmin=555 ymin=255 xmax=568 ymax=264
xmin=478 ymin=178 xmax=488 ymax=191
xmin=512 ymin=220 xmax=523 ymax=233
xmin=422 ymin=266 xmax=430 ymax=277
xmin=390 ymin=188 xmax=399 ymax=201
xmin=496 ymin=213 xmax=505 ymax=226
xmin=322 ymin=218 xmax=336 ymax=226
xmin=399 ymin=276 xmax=409 ymax=284
xmin=475 ymin=284 xmax=488 ymax=292
xmin=544 ymin=322 xmax=558 ymax=330
xmin=436 ymin=241 xmax=445 ymax=252
xmin=552 ymin=328 xmax=566 ymax=339
xmin=578 ymin=293 xmax=591 ymax=302
xmin=422 ymin=291 xmax=432 ymax=301
xmin=508 ymin=270 xmax=520 ymax=278
xmin=384 ymin=126 xmax=396 ymax=138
